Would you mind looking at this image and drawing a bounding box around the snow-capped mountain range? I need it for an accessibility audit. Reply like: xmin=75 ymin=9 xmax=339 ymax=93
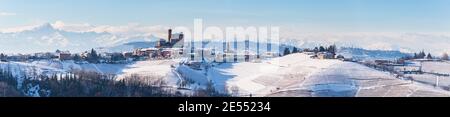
xmin=280 ymin=32 xmax=450 ymax=55
xmin=1 ymin=22 xmax=450 ymax=56
xmin=337 ymin=47 xmax=411 ymax=61
xmin=0 ymin=23 xmax=162 ymax=54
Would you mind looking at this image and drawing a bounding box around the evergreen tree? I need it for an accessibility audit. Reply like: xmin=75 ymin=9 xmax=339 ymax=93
xmin=292 ymin=47 xmax=299 ymax=53
xmin=0 ymin=53 xmax=5 ymax=60
xmin=283 ymin=48 xmax=291 ymax=56
xmin=419 ymin=51 xmax=426 ymax=59
xmin=313 ymin=47 xmax=319 ymax=53
xmin=73 ymin=54 xmax=81 ymax=62
xmin=88 ymin=48 xmax=98 ymax=63
xmin=328 ymin=45 xmax=337 ymax=55
xmin=319 ymin=46 xmax=325 ymax=52
xmin=426 ymin=53 xmax=433 ymax=59
xmin=442 ymin=53 xmax=449 ymax=60
xmin=90 ymin=48 xmax=98 ymax=58
xmin=111 ymin=53 xmax=125 ymax=61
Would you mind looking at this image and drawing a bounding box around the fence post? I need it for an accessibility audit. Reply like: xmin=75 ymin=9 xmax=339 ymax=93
xmin=436 ymin=76 xmax=439 ymax=88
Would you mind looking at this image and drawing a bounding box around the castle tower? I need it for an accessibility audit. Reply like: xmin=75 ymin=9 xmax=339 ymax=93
xmin=168 ymin=29 xmax=172 ymax=43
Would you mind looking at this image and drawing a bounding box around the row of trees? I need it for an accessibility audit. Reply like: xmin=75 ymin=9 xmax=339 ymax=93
xmin=404 ymin=50 xmax=449 ymax=60
xmin=0 ymin=49 xmax=112 ymax=64
xmin=302 ymin=45 xmax=337 ymax=54
xmin=0 ymin=66 xmax=228 ymax=97
xmin=0 ymin=53 xmax=6 ymax=61
xmin=282 ymin=45 xmax=337 ymax=56
xmin=0 ymin=69 xmax=23 ymax=96
xmin=412 ymin=51 xmax=433 ymax=59
xmin=283 ymin=47 xmax=301 ymax=56
xmin=74 ymin=48 xmax=101 ymax=63
xmin=73 ymin=48 xmax=126 ymax=63
xmin=0 ymin=68 xmax=184 ymax=97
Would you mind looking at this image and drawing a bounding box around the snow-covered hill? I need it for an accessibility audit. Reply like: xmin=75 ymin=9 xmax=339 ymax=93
xmin=1 ymin=59 xmax=181 ymax=89
xmin=3 ymin=52 xmax=450 ymax=97
xmin=0 ymin=23 xmax=162 ymax=54
xmin=177 ymin=53 xmax=450 ymax=97
xmin=284 ymin=32 xmax=450 ymax=55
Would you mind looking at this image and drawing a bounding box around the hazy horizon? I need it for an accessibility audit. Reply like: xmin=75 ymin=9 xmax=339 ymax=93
xmin=1 ymin=0 xmax=450 ymax=55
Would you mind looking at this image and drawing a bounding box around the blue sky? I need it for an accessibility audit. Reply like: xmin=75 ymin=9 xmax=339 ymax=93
xmin=1 ymin=0 xmax=450 ymax=32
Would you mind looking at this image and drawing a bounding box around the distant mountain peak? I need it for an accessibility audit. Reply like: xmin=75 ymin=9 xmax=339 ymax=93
xmin=36 ymin=23 xmax=57 ymax=30
xmin=15 ymin=22 xmax=58 ymax=34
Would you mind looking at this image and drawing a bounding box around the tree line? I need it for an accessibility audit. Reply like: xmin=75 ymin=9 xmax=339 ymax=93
xmin=283 ymin=45 xmax=337 ymax=56
xmin=0 ymin=68 xmax=178 ymax=97
xmin=0 ymin=66 xmax=229 ymax=97
xmin=401 ymin=50 xmax=449 ymax=61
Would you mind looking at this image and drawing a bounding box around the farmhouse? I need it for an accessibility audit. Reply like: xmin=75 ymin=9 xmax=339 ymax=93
xmin=317 ymin=52 xmax=335 ymax=59
xmin=58 ymin=52 xmax=71 ymax=61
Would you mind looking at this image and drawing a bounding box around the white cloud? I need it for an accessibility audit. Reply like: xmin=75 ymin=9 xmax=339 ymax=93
xmin=0 ymin=12 xmax=16 ymax=16
xmin=1 ymin=21 xmax=169 ymax=37
xmin=51 ymin=20 xmax=94 ymax=32
xmin=36 ymin=32 xmax=69 ymax=47
xmin=50 ymin=21 xmax=169 ymax=38
xmin=282 ymin=32 xmax=450 ymax=55
xmin=90 ymin=23 xmax=168 ymax=37
xmin=2 ymin=20 xmax=450 ymax=55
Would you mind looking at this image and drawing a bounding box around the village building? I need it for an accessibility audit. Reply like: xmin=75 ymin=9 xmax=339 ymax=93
xmin=131 ymin=29 xmax=186 ymax=59
xmin=7 ymin=54 xmax=31 ymax=62
xmin=55 ymin=50 xmax=71 ymax=61
xmin=156 ymin=29 xmax=184 ymax=49
xmin=122 ymin=52 xmax=133 ymax=58
xmin=317 ymin=52 xmax=335 ymax=59
xmin=34 ymin=52 xmax=55 ymax=59
xmin=58 ymin=52 xmax=71 ymax=61
xmin=142 ymin=48 xmax=160 ymax=58
xmin=81 ymin=51 xmax=90 ymax=59
xmin=262 ymin=51 xmax=280 ymax=58
xmin=392 ymin=65 xmax=422 ymax=74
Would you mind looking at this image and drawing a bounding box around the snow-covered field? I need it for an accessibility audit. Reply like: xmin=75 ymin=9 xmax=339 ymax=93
xmin=3 ymin=53 xmax=450 ymax=97
xmin=405 ymin=74 xmax=450 ymax=89
xmin=181 ymin=53 xmax=450 ymax=97
xmin=300 ymin=62 xmax=450 ymax=97
xmin=115 ymin=60 xmax=180 ymax=87
xmin=207 ymin=53 xmax=339 ymax=96
xmin=422 ymin=61 xmax=450 ymax=74
xmin=1 ymin=61 xmax=66 ymax=90
xmin=398 ymin=61 xmax=450 ymax=91
xmin=1 ymin=59 xmax=181 ymax=87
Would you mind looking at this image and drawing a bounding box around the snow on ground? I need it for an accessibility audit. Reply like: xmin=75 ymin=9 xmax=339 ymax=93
xmin=1 ymin=59 xmax=182 ymax=88
xmin=399 ymin=61 xmax=450 ymax=91
xmin=1 ymin=61 xmax=68 ymax=89
xmin=422 ymin=61 xmax=450 ymax=74
xmin=177 ymin=65 xmax=209 ymax=86
xmin=207 ymin=53 xmax=339 ymax=96
xmin=116 ymin=60 xmax=180 ymax=87
xmin=3 ymin=54 xmax=450 ymax=97
xmin=193 ymin=53 xmax=450 ymax=97
xmin=30 ymin=60 xmax=127 ymax=74
xmin=405 ymin=74 xmax=450 ymax=90
xmin=295 ymin=62 xmax=450 ymax=97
